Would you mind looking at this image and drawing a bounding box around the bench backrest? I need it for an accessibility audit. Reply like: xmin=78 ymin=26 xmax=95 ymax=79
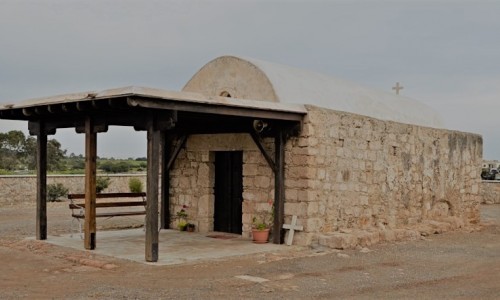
xmin=68 ymin=192 xmax=146 ymax=200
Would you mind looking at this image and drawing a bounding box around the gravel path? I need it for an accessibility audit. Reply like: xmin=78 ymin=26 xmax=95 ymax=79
xmin=0 ymin=203 xmax=499 ymax=299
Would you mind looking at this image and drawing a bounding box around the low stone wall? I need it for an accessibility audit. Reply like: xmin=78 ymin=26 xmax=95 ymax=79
xmin=0 ymin=174 xmax=146 ymax=206
xmin=482 ymin=181 xmax=500 ymax=204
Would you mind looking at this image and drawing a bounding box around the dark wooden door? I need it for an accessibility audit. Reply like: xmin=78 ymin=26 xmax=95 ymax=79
xmin=214 ymin=151 xmax=243 ymax=234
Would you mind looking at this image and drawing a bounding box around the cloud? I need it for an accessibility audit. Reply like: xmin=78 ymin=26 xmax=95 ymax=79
xmin=0 ymin=0 xmax=499 ymax=158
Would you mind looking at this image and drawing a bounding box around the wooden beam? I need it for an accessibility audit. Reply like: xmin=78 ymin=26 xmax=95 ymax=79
xmin=145 ymin=118 xmax=160 ymax=262
xmin=84 ymin=117 xmax=97 ymax=250
xmin=47 ymin=104 xmax=63 ymax=114
xmin=22 ymin=108 xmax=34 ymax=117
xmin=76 ymin=101 xmax=92 ymax=111
xmin=62 ymin=103 xmax=76 ymax=113
xmin=127 ymin=97 xmax=304 ymax=122
xmin=160 ymin=133 xmax=172 ymax=229
xmin=273 ymin=131 xmax=286 ymax=244
xmin=166 ymin=135 xmax=187 ymax=171
xmin=36 ymin=122 xmax=47 ymax=240
xmin=250 ymin=132 xmax=277 ymax=173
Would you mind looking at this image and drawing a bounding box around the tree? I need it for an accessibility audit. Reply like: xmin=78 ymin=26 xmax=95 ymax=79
xmin=0 ymin=131 xmax=27 ymax=170
xmin=10 ymin=133 xmax=67 ymax=171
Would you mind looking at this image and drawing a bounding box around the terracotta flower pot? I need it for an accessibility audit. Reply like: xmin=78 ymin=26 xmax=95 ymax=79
xmin=252 ymin=228 xmax=270 ymax=244
xmin=186 ymin=224 xmax=195 ymax=232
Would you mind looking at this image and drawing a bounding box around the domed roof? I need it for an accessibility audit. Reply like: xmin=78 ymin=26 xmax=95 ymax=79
xmin=183 ymin=55 xmax=444 ymax=129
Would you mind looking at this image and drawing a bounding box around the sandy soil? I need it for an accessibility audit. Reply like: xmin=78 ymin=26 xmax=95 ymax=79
xmin=1 ymin=202 xmax=499 ymax=299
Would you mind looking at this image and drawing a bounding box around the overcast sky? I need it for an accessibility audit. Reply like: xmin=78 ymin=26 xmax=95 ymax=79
xmin=1 ymin=0 xmax=499 ymax=159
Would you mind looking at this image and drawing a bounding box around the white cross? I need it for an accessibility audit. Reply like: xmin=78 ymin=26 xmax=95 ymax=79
xmin=282 ymin=215 xmax=303 ymax=246
xmin=392 ymin=82 xmax=404 ymax=95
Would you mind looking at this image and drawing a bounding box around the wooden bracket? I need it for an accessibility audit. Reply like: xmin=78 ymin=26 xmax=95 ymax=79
xmin=250 ymin=131 xmax=276 ymax=173
xmin=28 ymin=121 xmax=57 ymax=136
xmin=166 ymin=134 xmax=188 ymax=171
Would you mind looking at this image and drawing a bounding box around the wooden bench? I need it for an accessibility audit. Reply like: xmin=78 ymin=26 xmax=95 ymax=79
xmin=68 ymin=192 xmax=147 ymax=237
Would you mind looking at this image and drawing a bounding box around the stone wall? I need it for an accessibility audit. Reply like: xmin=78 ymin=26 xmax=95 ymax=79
xmin=170 ymin=105 xmax=482 ymax=248
xmin=295 ymin=105 xmax=482 ymax=247
xmin=169 ymin=134 xmax=274 ymax=237
xmin=482 ymin=181 xmax=500 ymax=204
xmin=0 ymin=174 xmax=146 ymax=206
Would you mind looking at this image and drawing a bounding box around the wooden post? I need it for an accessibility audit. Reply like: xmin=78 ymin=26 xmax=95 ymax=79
xmin=36 ymin=122 xmax=47 ymax=240
xmin=146 ymin=119 xmax=160 ymax=262
xmin=273 ymin=131 xmax=286 ymax=244
xmin=160 ymin=133 xmax=171 ymax=229
xmin=84 ymin=117 xmax=97 ymax=250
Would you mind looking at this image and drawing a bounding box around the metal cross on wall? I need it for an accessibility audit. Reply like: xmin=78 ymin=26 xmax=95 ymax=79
xmin=392 ymin=82 xmax=404 ymax=95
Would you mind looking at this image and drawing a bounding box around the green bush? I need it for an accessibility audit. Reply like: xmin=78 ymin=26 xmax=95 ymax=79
xmin=128 ymin=177 xmax=143 ymax=193
xmin=96 ymin=176 xmax=111 ymax=193
xmin=47 ymin=183 xmax=69 ymax=202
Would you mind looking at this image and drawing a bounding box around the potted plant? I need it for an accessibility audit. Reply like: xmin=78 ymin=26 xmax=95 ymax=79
xmin=251 ymin=200 xmax=274 ymax=243
xmin=176 ymin=205 xmax=189 ymax=231
xmin=186 ymin=223 xmax=196 ymax=232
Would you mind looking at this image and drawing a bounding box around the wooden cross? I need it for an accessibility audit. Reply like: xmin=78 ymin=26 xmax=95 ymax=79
xmin=392 ymin=82 xmax=404 ymax=95
xmin=282 ymin=215 xmax=303 ymax=246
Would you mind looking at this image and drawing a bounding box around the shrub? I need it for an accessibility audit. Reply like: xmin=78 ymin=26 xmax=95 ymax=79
xmin=96 ymin=176 xmax=111 ymax=193
xmin=47 ymin=183 xmax=69 ymax=202
xmin=128 ymin=177 xmax=143 ymax=193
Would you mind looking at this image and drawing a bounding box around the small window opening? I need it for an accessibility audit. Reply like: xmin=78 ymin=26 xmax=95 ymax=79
xmin=220 ymin=91 xmax=232 ymax=98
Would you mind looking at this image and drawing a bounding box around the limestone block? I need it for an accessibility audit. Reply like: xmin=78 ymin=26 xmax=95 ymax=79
xmin=304 ymin=217 xmax=324 ymax=232
xmin=302 ymin=123 xmax=315 ymax=137
xmin=197 ymin=163 xmax=210 ymax=178
xmin=297 ymin=190 xmax=316 ymax=202
xmin=243 ymin=163 xmax=259 ymax=176
xmin=179 ymin=177 xmax=191 ymax=189
xmin=284 ymin=202 xmax=307 ymax=217
xmin=289 ymin=232 xmax=315 ymax=246
xmin=242 ymin=213 xmax=253 ymax=224
xmin=198 ymin=218 xmax=213 ymax=233
xmin=285 ymin=189 xmax=298 ymax=201
xmin=291 ymin=155 xmax=314 ymax=166
xmin=306 ymin=202 xmax=319 ymax=216
xmin=197 ymin=194 xmax=214 ymax=216
xmin=285 ymin=179 xmax=309 ymax=189
xmin=378 ymin=229 xmax=396 ymax=242
xmin=471 ymin=184 xmax=479 ymax=194
xmin=355 ymin=231 xmax=380 ymax=247
xmin=254 ymin=176 xmax=271 ymax=188
xmin=318 ymin=233 xmax=357 ymax=250
xmin=242 ymin=191 xmax=256 ymax=201
xmin=242 ymin=177 xmax=254 ymax=188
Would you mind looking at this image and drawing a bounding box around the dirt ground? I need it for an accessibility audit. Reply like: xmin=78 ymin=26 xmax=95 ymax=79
xmin=1 ymin=202 xmax=499 ymax=299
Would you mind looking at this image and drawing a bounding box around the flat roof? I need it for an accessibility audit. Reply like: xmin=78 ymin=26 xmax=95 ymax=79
xmin=0 ymin=86 xmax=307 ymax=116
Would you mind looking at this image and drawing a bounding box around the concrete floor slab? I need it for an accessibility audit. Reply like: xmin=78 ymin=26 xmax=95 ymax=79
xmin=44 ymin=229 xmax=288 ymax=265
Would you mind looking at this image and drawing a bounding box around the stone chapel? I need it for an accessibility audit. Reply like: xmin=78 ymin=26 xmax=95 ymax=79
xmin=173 ymin=55 xmax=482 ymax=248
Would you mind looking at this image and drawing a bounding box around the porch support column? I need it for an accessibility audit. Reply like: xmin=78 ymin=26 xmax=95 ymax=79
xmin=36 ymin=121 xmax=47 ymax=240
xmin=160 ymin=133 xmax=172 ymax=229
xmin=84 ymin=117 xmax=97 ymax=250
xmin=146 ymin=117 xmax=160 ymax=262
xmin=273 ymin=130 xmax=286 ymax=244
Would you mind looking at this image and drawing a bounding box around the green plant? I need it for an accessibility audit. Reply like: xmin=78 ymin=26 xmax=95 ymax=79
xmin=46 ymin=183 xmax=69 ymax=202
xmin=176 ymin=205 xmax=189 ymax=231
xmin=128 ymin=177 xmax=143 ymax=193
xmin=252 ymin=216 xmax=268 ymax=230
xmin=252 ymin=200 xmax=274 ymax=231
xmin=96 ymin=176 xmax=111 ymax=193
